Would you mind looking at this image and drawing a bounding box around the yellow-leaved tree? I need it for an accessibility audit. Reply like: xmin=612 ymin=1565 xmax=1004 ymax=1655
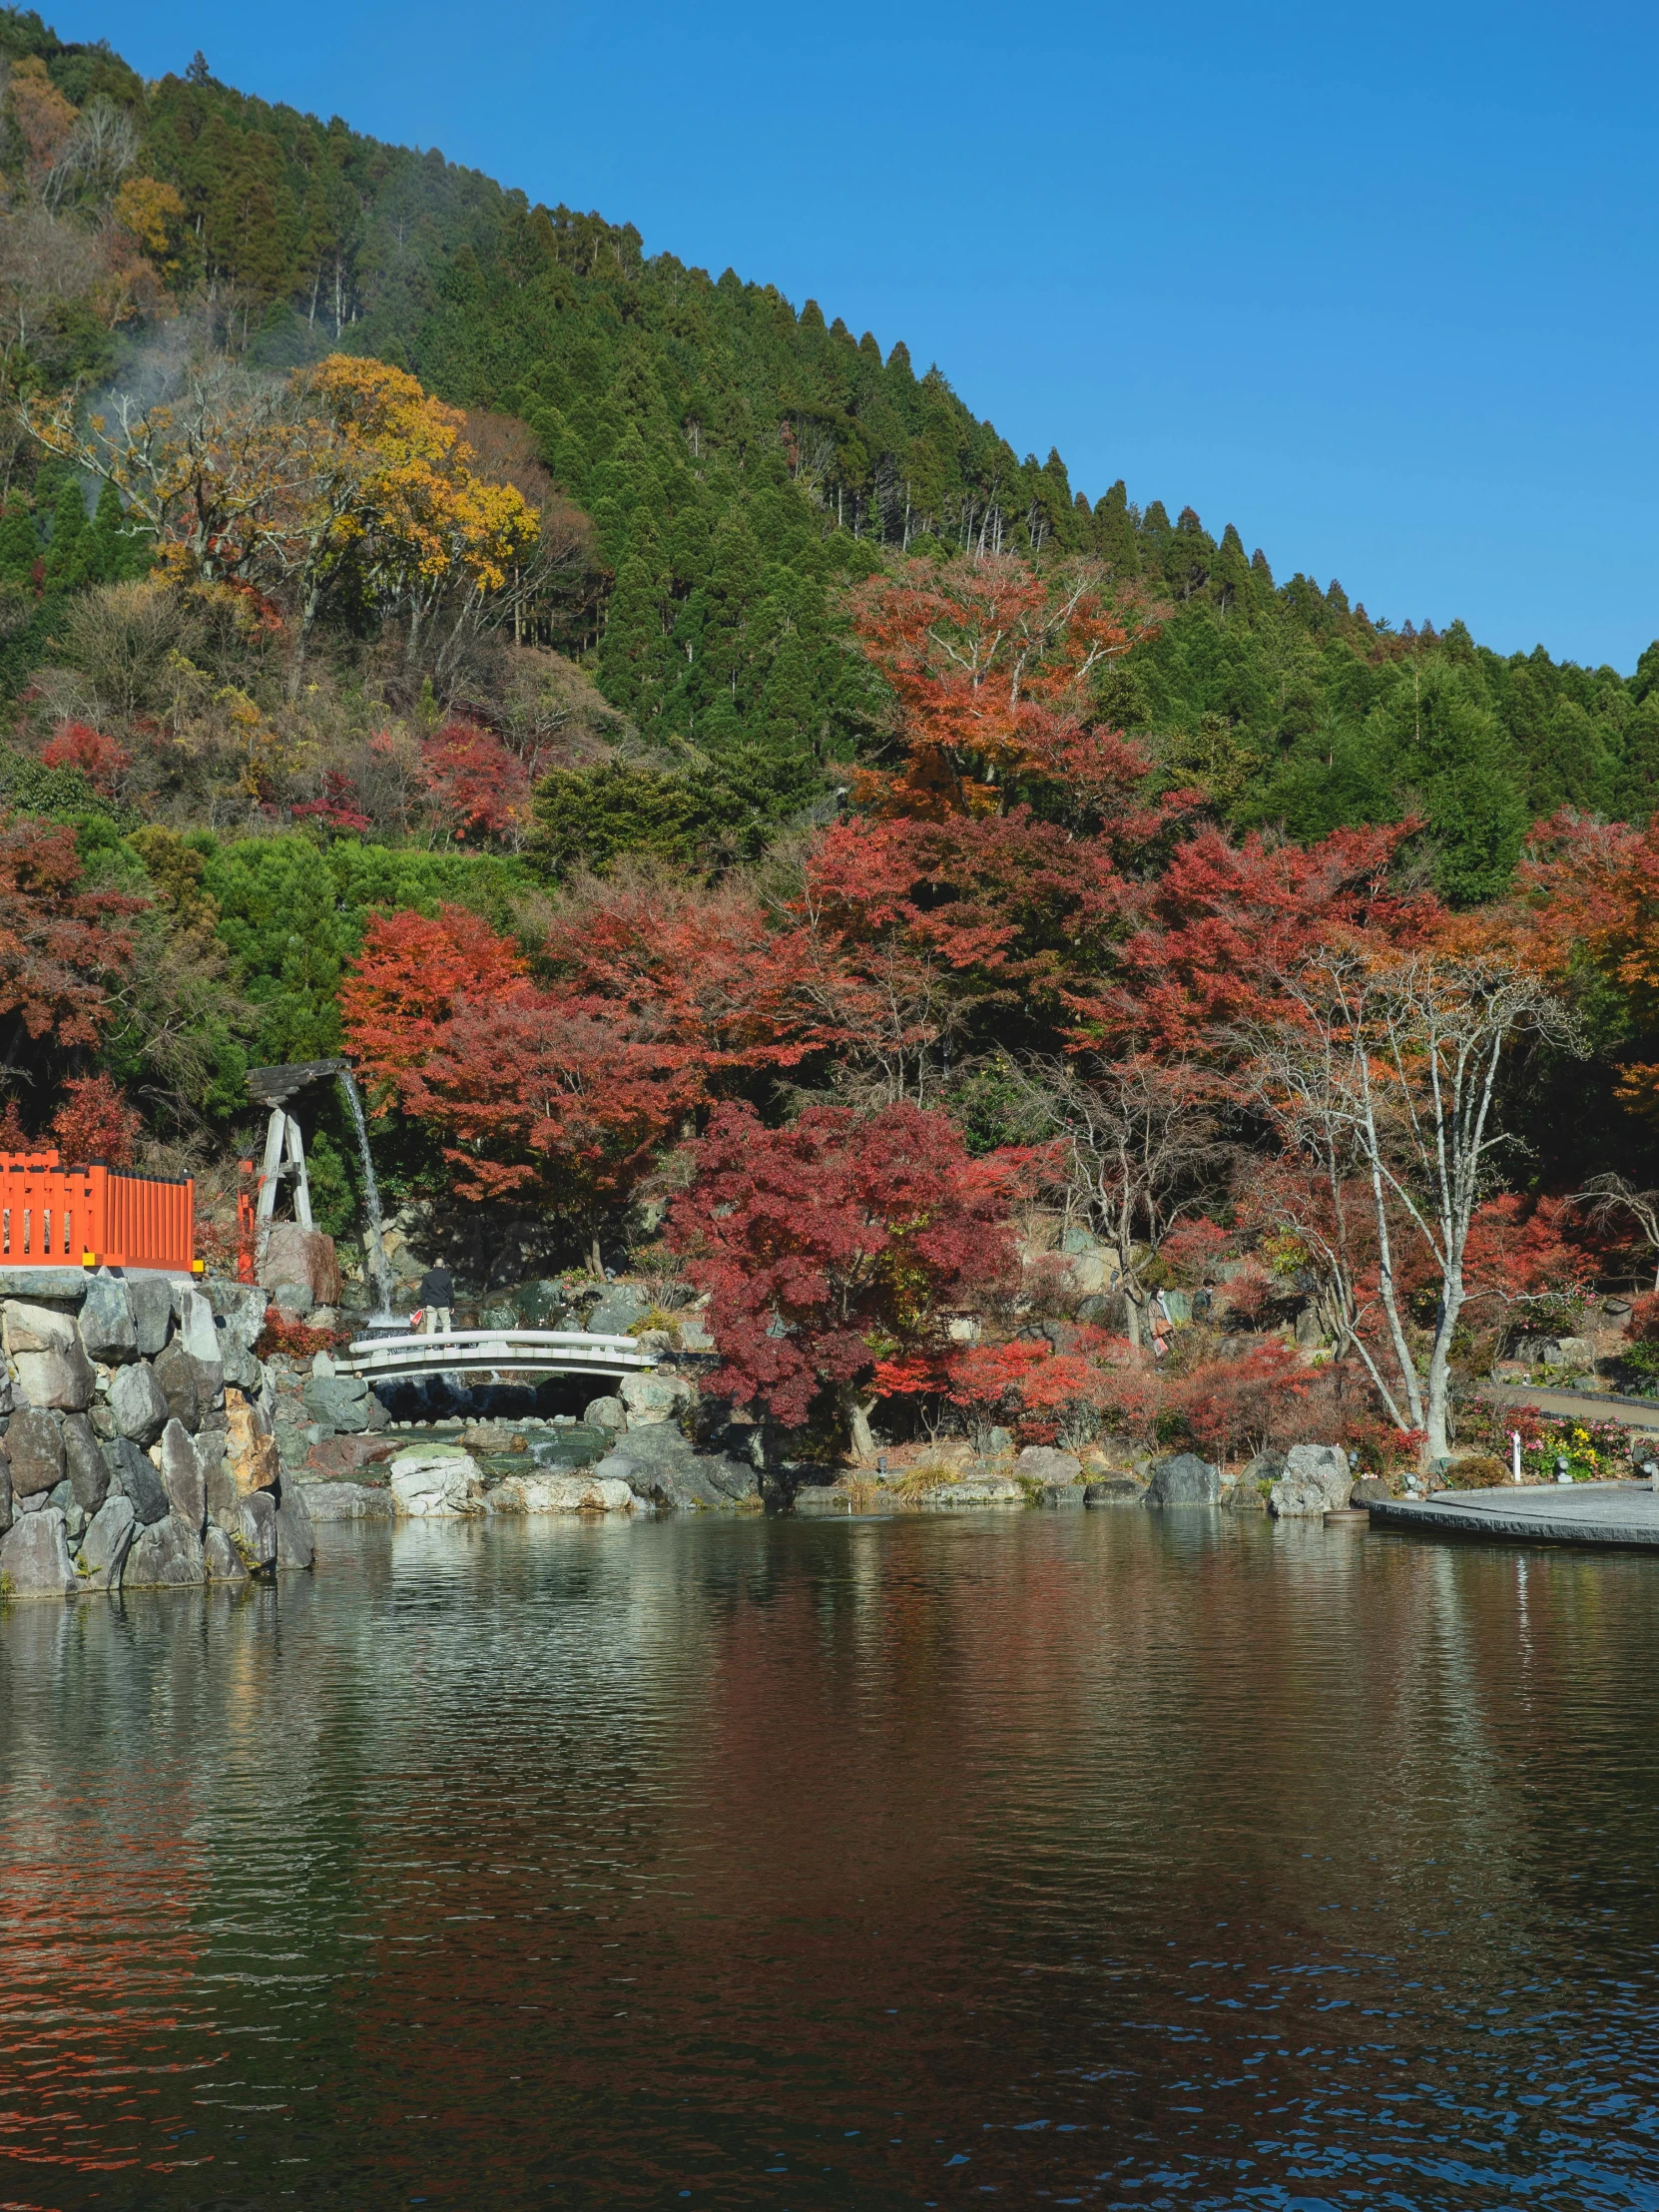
xmin=21 ymin=353 xmax=541 ymax=662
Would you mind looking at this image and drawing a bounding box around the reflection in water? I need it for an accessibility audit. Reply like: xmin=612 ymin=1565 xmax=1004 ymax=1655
xmin=2 ymin=1511 xmax=1658 ymax=2208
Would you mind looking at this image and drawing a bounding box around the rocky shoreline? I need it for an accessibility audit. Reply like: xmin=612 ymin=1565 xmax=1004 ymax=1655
xmin=0 ymin=1267 xmax=312 ymax=1599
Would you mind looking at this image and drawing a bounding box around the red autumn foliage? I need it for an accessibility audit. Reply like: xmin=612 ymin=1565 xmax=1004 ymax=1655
xmin=1460 ymin=1194 xmax=1594 ymax=1321
xmin=40 ymin=720 xmax=131 ymax=797
xmin=1083 ymin=821 xmax=1441 ymax=1051
xmin=0 ymin=814 xmax=141 ymax=1064
xmin=670 ymin=1098 xmax=1018 ymax=1427
xmin=341 ymin=904 xmax=531 ymax=1092
xmin=48 ymin=1073 xmax=141 ymax=1166
xmin=850 ymin=556 xmax=1151 ymax=819
xmin=537 ymin=868 xmax=850 ymax=1081
xmin=292 ymin=770 xmax=372 ymax=833
xmin=420 ymin=720 xmax=531 ymax=843
xmin=1170 ymin=1340 xmax=1313 ymax=1457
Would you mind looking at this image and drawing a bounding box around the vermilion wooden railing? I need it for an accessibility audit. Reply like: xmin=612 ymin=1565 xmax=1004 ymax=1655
xmin=0 ymin=1152 xmax=195 ymax=1271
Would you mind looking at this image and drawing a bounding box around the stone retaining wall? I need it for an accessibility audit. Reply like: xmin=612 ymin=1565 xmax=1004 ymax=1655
xmin=0 ymin=1268 xmax=311 ymax=1600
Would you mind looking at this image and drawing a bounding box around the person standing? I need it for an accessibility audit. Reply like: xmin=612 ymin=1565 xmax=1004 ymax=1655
xmin=415 ymin=1257 xmax=454 ymax=1335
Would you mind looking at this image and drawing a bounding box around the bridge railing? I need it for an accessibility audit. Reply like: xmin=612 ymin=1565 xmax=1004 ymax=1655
xmin=340 ymin=1328 xmax=658 ymax=1380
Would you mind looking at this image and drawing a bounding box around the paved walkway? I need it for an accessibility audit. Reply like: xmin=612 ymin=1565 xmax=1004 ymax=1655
xmin=1371 ymin=1480 xmax=1659 ymax=1550
xmin=1479 ymin=1382 xmax=1659 ymax=1430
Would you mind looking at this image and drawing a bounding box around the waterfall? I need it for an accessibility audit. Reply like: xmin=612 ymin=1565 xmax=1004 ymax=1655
xmin=336 ymin=1065 xmax=397 ymax=1319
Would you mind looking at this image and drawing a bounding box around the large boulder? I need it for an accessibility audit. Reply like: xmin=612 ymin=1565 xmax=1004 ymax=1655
xmin=151 ymin=1340 xmax=200 ymax=1430
xmin=159 ymin=1420 xmax=206 ymax=1534
xmin=104 ymin=1435 xmax=169 ymax=1526
xmin=586 ymin=1285 xmax=644 ymax=1336
xmin=124 ymin=1517 xmax=206 ymax=1587
xmin=1015 ymin=1445 xmax=1083 ymax=1486
xmin=1144 ymin=1452 xmax=1221 ymax=1507
xmin=3 ymin=1299 xmax=78 ymax=1359
xmin=275 ymin=1485 xmax=315 ymax=1570
xmin=108 ymin=1361 xmax=168 ymax=1444
xmin=389 ymin=1448 xmax=485 ymax=1517
xmin=301 ymin=1373 xmax=383 ymax=1434
xmin=47 ymin=1478 xmax=87 ymax=1541
xmin=0 ymin=1452 xmax=10 ymax=1535
xmin=1269 ymin=1444 xmax=1353 ymax=1518
xmin=235 ymin=1489 xmax=277 ymax=1569
xmin=583 ymin=1395 xmax=627 ymax=1432
xmin=60 ymin=1413 xmax=109 ymax=1514
xmin=490 ymin=1471 xmax=636 ymax=1513
xmin=295 ymin=1480 xmax=394 ymax=1521
xmin=1085 ymin=1474 xmax=1147 ymax=1504
xmin=1221 ymin=1474 xmax=1268 ymax=1513
xmin=258 ymin=1224 xmax=340 ymax=1305
xmin=128 ymin=1276 xmax=175 ymax=1357
xmin=78 ymin=1277 xmax=137 ymax=1363
xmin=223 ymin=1390 xmax=279 ymax=1495
xmin=80 ymin=1493 xmax=136 ymax=1590
xmin=619 ymin=1372 xmax=690 ymax=1426
xmin=0 ymin=1507 xmax=78 ymax=1597
xmin=10 ymin=1339 xmax=94 ymax=1411
xmin=174 ymin=1289 xmax=220 ymax=1363
xmin=4 ymin=1406 xmax=65 ymax=1497
xmin=203 ymin=1523 xmax=250 ymax=1585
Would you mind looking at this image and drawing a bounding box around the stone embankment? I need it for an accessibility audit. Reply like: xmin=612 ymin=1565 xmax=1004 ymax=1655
xmin=291 ymin=1371 xmax=773 ymax=1522
xmin=794 ymin=1441 xmax=1364 ymax=1516
xmin=0 ymin=1268 xmax=312 ymax=1600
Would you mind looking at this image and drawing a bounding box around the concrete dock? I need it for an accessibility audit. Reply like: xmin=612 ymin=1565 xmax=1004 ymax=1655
xmin=1371 ymin=1480 xmax=1659 ymax=1550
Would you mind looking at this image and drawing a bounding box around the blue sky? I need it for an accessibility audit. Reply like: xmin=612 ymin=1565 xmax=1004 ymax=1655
xmin=58 ymin=0 xmax=1659 ymax=671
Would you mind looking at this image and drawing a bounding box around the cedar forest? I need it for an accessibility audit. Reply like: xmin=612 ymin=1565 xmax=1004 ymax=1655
xmin=6 ymin=8 xmax=1659 ymax=1471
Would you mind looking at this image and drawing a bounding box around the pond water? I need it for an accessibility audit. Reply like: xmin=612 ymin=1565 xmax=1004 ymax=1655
xmin=2 ymin=1508 xmax=1658 ymax=2211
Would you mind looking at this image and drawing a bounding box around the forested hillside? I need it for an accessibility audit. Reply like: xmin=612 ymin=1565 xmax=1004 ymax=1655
xmin=8 ymin=7 xmax=1659 ymax=1475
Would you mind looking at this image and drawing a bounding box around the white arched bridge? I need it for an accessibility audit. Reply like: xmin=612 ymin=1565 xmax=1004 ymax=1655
xmin=340 ymin=1328 xmax=659 ymax=1386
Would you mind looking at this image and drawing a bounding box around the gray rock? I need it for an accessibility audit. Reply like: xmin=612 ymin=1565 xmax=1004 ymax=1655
xmin=3 ymin=1298 xmax=79 ymax=1357
xmin=619 ymin=1372 xmax=690 ymax=1426
xmin=47 ymin=1478 xmax=87 ymax=1539
xmin=793 ymin=1482 xmax=852 ymax=1515
xmin=0 ymin=1267 xmax=85 ymax=1300
xmin=123 ymin=1517 xmax=206 ymax=1587
xmin=208 ymin=1280 xmax=269 ymax=1350
xmin=0 ymin=1452 xmax=10 ymax=1535
xmin=301 ymin=1374 xmax=377 ymax=1433
xmin=221 ymin=1339 xmax=262 ymax=1390
xmin=1039 ymin=1480 xmax=1086 ymax=1508
xmin=295 ymin=1479 xmax=394 ymax=1520
xmin=1085 ymin=1474 xmax=1147 ymax=1504
xmin=203 ymin=1523 xmax=250 ymax=1584
xmin=128 ymin=1276 xmax=175 ymax=1357
xmin=78 ymin=1277 xmax=137 ymax=1363
xmin=1351 ymin=1476 xmax=1394 ymax=1508
xmin=0 ymin=1507 xmax=78 ymax=1597
xmin=104 ymin=1435 xmax=169 ymax=1525
xmin=584 ymin=1395 xmax=627 ymax=1432
xmin=587 ymin=1286 xmax=644 ymax=1336
xmin=151 ymin=1340 xmax=200 ymax=1430
xmin=1144 ymin=1452 xmax=1221 ymax=1507
xmin=1222 ymin=1475 xmax=1268 ymax=1513
xmin=1015 ymin=1445 xmax=1083 ymax=1486
xmin=80 ymin=1493 xmax=136 ymax=1589
xmin=271 ymin=1279 xmax=314 ymax=1317
xmin=61 ymin=1413 xmax=108 ymax=1513
xmin=15 ymin=1487 xmax=46 ymax=1511
xmin=12 ymin=1342 xmax=95 ymax=1411
xmin=108 ymin=1361 xmax=168 ymax=1444
xmin=159 ymin=1420 xmax=206 ymax=1533
xmin=175 ymin=1290 xmax=220 ymax=1364
xmin=4 ymin=1406 xmax=65 ymax=1495
xmin=275 ymin=1488 xmax=315 ymax=1570
xmin=1242 ymin=1447 xmax=1287 ymax=1487
xmin=189 ymin=1354 xmax=225 ymax=1409
xmin=1269 ymin=1443 xmax=1353 ymax=1518
xmin=235 ymin=1490 xmax=277 ymax=1569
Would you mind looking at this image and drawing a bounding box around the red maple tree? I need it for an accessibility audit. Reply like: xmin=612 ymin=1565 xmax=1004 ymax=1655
xmin=669 ymin=1098 xmax=1017 ymax=1433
